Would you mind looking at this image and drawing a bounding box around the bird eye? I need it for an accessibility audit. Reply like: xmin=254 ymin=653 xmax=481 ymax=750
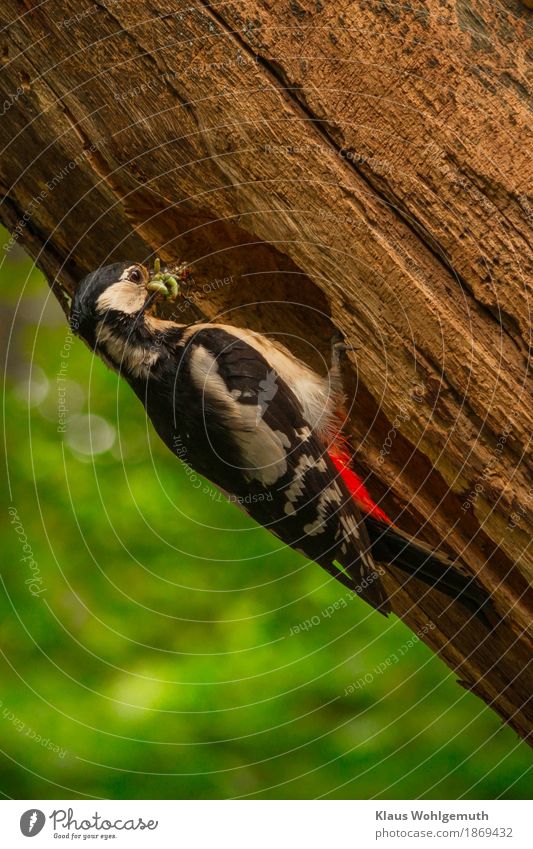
xmin=129 ymin=268 xmax=142 ymax=283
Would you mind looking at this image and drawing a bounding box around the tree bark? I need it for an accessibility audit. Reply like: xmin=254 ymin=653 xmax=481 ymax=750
xmin=1 ymin=0 xmax=532 ymax=740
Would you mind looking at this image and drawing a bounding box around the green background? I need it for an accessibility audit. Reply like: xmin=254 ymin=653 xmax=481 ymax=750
xmin=1 ymin=227 xmax=530 ymax=799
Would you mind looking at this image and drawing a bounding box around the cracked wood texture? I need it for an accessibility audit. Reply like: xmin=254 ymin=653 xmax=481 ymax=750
xmin=1 ymin=0 xmax=532 ymax=740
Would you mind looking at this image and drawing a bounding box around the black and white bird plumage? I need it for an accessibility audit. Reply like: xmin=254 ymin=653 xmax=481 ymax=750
xmin=71 ymin=261 xmax=492 ymax=621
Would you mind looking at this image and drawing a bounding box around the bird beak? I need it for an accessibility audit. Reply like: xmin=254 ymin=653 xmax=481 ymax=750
xmin=146 ymin=258 xmax=180 ymax=301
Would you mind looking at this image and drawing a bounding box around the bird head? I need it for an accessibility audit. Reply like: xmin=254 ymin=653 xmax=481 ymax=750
xmin=70 ymin=260 xmax=181 ymax=349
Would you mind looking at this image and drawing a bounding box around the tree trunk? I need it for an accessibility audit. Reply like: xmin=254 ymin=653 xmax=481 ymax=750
xmin=1 ymin=0 xmax=532 ymax=741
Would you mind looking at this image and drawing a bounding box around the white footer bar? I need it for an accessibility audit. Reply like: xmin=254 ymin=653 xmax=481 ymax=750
xmin=1 ymin=799 xmax=529 ymax=848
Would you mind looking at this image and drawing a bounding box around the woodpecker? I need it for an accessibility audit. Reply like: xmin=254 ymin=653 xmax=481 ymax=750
xmin=71 ymin=260 xmax=492 ymax=621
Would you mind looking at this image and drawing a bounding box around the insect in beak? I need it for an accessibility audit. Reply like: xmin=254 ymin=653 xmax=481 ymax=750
xmin=146 ymin=257 xmax=180 ymax=301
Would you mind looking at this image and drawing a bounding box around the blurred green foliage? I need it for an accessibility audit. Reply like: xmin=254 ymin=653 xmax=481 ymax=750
xmin=1 ymin=228 xmax=531 ymax=799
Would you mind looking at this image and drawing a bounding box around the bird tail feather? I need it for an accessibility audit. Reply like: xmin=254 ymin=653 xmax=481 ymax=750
xmin=364 ymin=515 xmax=495 ymax=624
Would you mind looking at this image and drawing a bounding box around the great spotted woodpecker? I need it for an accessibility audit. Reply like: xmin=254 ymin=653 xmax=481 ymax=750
xmin=71 ymin=260 xmax=492 ymax=621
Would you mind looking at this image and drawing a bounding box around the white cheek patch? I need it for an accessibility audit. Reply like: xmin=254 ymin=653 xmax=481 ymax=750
xmin=96 ymin=280 xmax=145 ymax=315
xmin=190 ymin=345 xmax=291 ymax=486
xmin=96 ymin=322 xmax=159 ymax=379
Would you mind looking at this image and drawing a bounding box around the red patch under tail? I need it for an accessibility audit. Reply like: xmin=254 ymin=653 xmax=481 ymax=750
xmin=329 ymin=448 xmax=392 ymax=524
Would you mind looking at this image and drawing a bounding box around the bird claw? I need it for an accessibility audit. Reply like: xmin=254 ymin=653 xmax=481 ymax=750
xmin=330 ymin=330 xmax=358 ymax=358
xmin=333 ymin=341 xmax=357 ymax=355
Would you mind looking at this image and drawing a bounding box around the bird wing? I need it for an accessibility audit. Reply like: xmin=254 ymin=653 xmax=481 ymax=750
xmin=182 ymin=327 xmax=390 ymax=613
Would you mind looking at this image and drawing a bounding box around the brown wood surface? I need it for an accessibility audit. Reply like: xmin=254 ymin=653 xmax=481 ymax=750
xmin=1 ymin=0 xmax=532 ymax=740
